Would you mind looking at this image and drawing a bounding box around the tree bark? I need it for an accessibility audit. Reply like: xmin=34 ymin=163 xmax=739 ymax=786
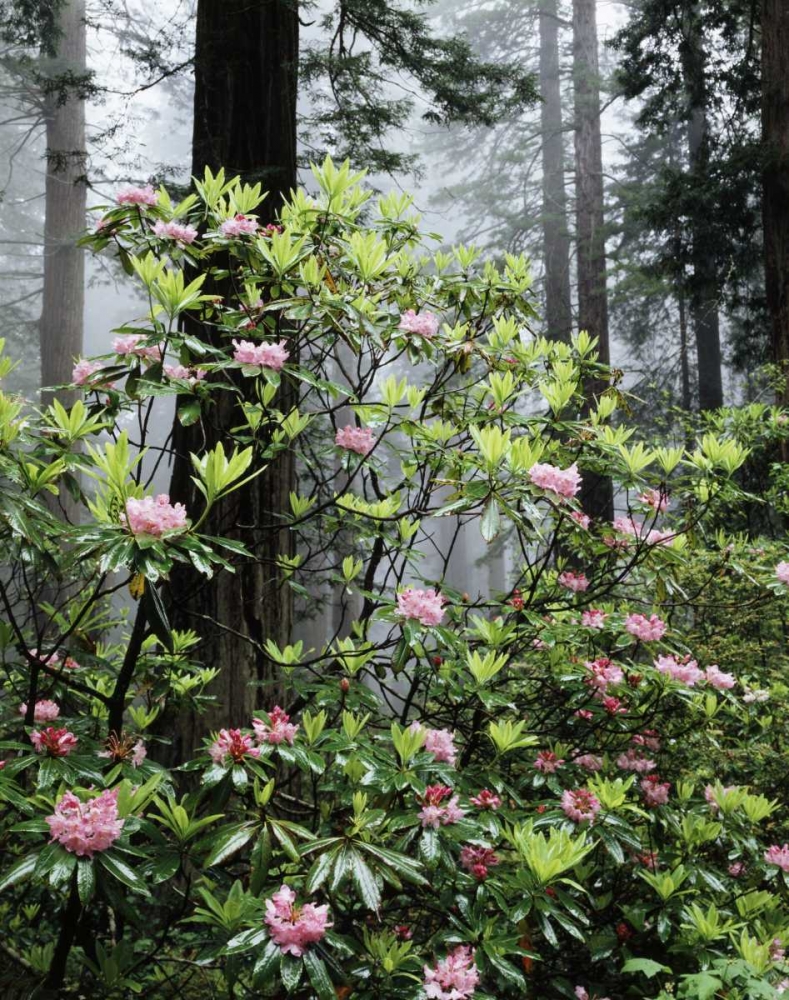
xmin=539 ymin=0 xmax=573 ymax=342
xmin=165 ymin=0 xmax=299 ymax=759
xmin=762 ymin=0 xmax=789 ymax=408
xmin=39 ymin=0 xmax=86 ymax=407
xmin=572 ymin=0 xmax=613 ymax=520
xmin=680 ymin=5 xmax=723 ymax=411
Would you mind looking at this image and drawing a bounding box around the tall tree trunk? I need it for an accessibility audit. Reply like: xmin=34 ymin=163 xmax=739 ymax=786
xmin=572 ymin=0 xmax=613 ymax=520
xmin=762 ymin=0 xmax=789 ymax=409
xmin=166 ymin=0 xmax=299 ymax=759
xmin=539 ymin=0 xmax=573 ymax=342
xmin=39 ymin=0 xmax=86 ymax=407
xmin=680 ymin=6 xmax=723 ymax=411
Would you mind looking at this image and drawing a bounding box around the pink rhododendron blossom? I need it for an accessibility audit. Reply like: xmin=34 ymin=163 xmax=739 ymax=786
xmin=209 ymin=729 xmax=261 ymax=765
xmin=164 ymin=364 xmax=206 ymax=384
xmin=264 ymin=884 xmax=330 ymax=956
xmin=575 ymin=989 xmax=590 ymax=1000
xmin=122 ymin=494 xmax=187 ymax=537
xmin=220 ymin=214 xmax=259 ymax=237
xmin=470 ymin=789 xmax=501 ymax=810
xmin=30 ymin=727 xmax=78 ymax=757
xmin=46 ymin=788 xmax=124 ymax=857
xmin=641 ymin=775 xmax=670 ymax=807
xmin=335 ymin=425 xmax=375 ymax=456
xmin=253 ymin=706 xmax=298 ymax=745
xmin=112 ymin=333 xmax=163 ymax=361
xmin=19 ymin=700 xmax=60 ymax=722
xmin=705 ymin=664 xmax=736 ymax=689
xmin=232 ymin=338 xmax=289 ymax=370
xmin=72 ymin=359 xmax=106 ymax=385
xmin=151 ymin=219 xmax=198 ymax=244
xmin=625 ymin=613 xmax=666 ymax=642
xmin=585 ymin=657 xmax=624 ymax=692
xmin=423 ymin=945 xmax=479 ymax=1000
xmin=558 ymin=570 xmax=589 ymax=592
xmin=29 ymin=648 xmax=60 ymax=667
xmin=396 ymin=587 xmax=446 ymax=627
xmin=409 ymin=722 xmax=458 ymax=766
xmin=581 ymin=609 xmax=608 ymax=629
xmin=612 ymin=516 xmax=673 ymax=546
xmin=131 ymin=739 xmax=147 ymax=767
xmin=460 ymin=845 xmax=499 ymax=880
xmin=575 ymin=709 xmax=594 ymax=721
xmin=776 ymin=562 xmax=789 ymax=584
xmin=765 ymin=844 xmax=789 ymax=872
xmin=638 ymin=488 xmax=669 ymax=512
xmin=771 ymin=939 xmax=786 ymax=963
xmin=574 ymin=753 xmax=603 ymax=772
xmin=728 ymin=861 xmax=746 ymax=877
xmin=534 ymin=750 xmax=564 ymax=773
xmin=418 ymin=785 xmax=464 ymax=829
xmin=116 ymin=184 xmax=157 ymax=207
xmin=528 ymin=461 xmax=582 ymax=499
xmin=632 ymin=730 xmax=661 ymax=752
xmin=398 ymin=309 xmax=439 ymax=338
xmin=601 ymin=695 xmax=627 ymax=715
xmin=616 ymin=748 xmax=655 ymax=773
xmin=654 ymin=653 xmax=703 ymax=686
xmin=570 ymin=510 xmax=591 ymax=529
xmin=561 ymin=788 xmax=601 ymax=823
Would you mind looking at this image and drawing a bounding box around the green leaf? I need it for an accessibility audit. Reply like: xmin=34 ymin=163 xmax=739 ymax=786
xmin=419 ymin=828 xmax=439 ymax=866
xmin=99 ymin=852 xmax=151 ymax=896
xmin=177 ymin=400 xmax=202 ymax=426
xmin=226 ymin=927 xmax=268 ymax=955
xmin=306 ymin=848 xmax=338 ymax=895
xmin=480 ymin=498 xmax=500 ymax=542
xmin=147 ymin=851 xmax=181 ymax=883
xmin=280 ymin=953 xmax=302 ymax=993
xmin=252 ymin=939 xmax=282 ymax=984
xmin=143 ymin=584 xmax=174 ymax=652
xmin=49 ymin=850 xmax=77 ymax=888
xmin=349 ymin=850 xmax=380 ymax=911
xmin=622 ymin=958 xmax=672 ymax=978
xmin=303 ymin=950 xmax=335 ymax=1000
xmin=204 ymin=822 xmax=256 ymax=867
xmin=76 ymin=858 xmax=96 ymax=903
xmin=0 ymin=853 xmax=38 ymax=893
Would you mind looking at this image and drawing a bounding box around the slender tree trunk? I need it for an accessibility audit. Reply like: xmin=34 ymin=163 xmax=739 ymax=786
xmin=165 ymin=0 xmax=299 ymax=758
xmin=39 ymin=0 xmax=86 ymax=407
xmin=572 ymin=0 xmax=613 ymax=520
xmin=762 ymin=0 xmax=789 ymax=408
xmin=680 ymin=6 xmax=723 ymax=411
xmin=539 ymin=0 xmax=573 ymax=342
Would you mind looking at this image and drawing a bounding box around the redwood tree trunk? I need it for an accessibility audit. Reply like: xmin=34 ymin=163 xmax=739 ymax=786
xmin=539 ymin=0 xmax=573 ymax=342
xmin=39 ymin=0 xmax=86 ymax=406
xmin=762 ymin=0 xmax=789 ymax=408
xmin=166 ymin=0 xmax=299 ymax=758
xmin=573 ymin=0 xmax=612 ymax=520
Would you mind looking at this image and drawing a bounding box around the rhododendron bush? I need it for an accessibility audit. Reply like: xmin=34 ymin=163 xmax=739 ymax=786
xmin=0 ymin=160 xmax=788 ymax=998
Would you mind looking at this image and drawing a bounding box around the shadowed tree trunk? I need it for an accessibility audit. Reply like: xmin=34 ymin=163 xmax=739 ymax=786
xmin=165 ymin=0 xmax=299 ymax=759
xmin=762 ymin=0 xmax=789 ymax=410
xmin=539 ymin=0 xmax=572 ymax=342
xmin=572 ymin=0 xmax=613 ymax=520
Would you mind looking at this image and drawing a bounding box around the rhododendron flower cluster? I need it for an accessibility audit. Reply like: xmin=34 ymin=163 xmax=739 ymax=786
xmin=164 ymin=364 xmax=206 ymax=384
xmin=232 ymin=338 xmax=289 ymax=370
xmin=534 ymin=750 xmax=564 ymax=773
xmin=98 ymin=733 xmax=146 ymax=767
xmin=585 ymin=657 xmax=624 ymax=693
xmin=113 ymin=333 xmax=163 ymax=360
xmin=220 ymin=213 xmax=259 ymax=236
xmin=633 ymin=730 xmax=661 ymax=751
xmin=72 ymin=358 xmax=106 ymax=385
xmin=616 ymin=747 xmax=655 ymax=773
xmin=469 ymin=789 xmax=501 ymax=810
xmin=253 ymin=706 xmax=298 ymax=745
xmin=574 ymin=753 xmax=603 ymax=771
xmin=641 ymin=775 xmax=670 ymax=807
xmin=423 ymin=945 xmax=479 ymax=1000
xmin=654 ymin=653 xmax=704 ymax=685
xmin=151 ymin=219 xmax=198 ymax=244
xmin=418 ymin=785 xmax=464 ymax=828
xmin=459 ymin=845 xmax=499 ymax=879
xmin=776 ymin=561 xmax=789 ymax=584
xmin=625 ymin=613 xmax=666 ymax=641
xmin=582 ymin=609 xmax=608 ymax=629
xmin=264 ymin=884 xmax=330 ymax=956
xmin=764 ymin=844 xmax=789 ymax=871
xmin=209 ymin=729 xmax=261 ymax=764
xmin=398 ymin=309 xmax=439 ymax=338
xmin=122 ymin=494 xmax=188 ymax=537
xmin=705 ymin=664 xmax=736 ymax=689
xmin=30 ymin=727 xmax=78 ymax=757
xmin=528 ymin=461 xmax=582 ymax=499
xmin=116 ymin=184 xmax=157 ymax=206
xmin=561 ymin=788 xmax=601 ymax=823
xmin=571 ymin=510 xmax=591 ymax=529
xmin=46 ymin=788 xmax=124 ymax=857
xmin=638 ymin=487 xmax=669 ymax=512
xmin=558 ymin=570 xmax=589 ymax=592
xmin=410 ymin=722 xmax=458 ymax=765
xmin=396 ymin=587 xmax=446 ymax=627
xmin=19 ymin=700 xmax=60 ymax=722
xmin=612 ymin=516 xmax=673 ymax=546
xmin=335 ymin=424 xmax=375 ymax=455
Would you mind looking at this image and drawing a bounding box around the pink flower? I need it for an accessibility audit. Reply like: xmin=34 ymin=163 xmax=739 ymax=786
xmin=46 ymin=788 xmax=124 ymax=857
xmin=423 ymin=945 xmax=479 ymax=1000
xmin=122 ymin=494 xmax=188 ymax=537
xmin=220 ymin=214 xmax=259 ymax=237
xmin=398 ymin=309 xmax=439 ymax=338
xmin=776 ymin=562 xmax=789 ymax=585
xmin=396 ymin=588 xmax=446 ymax=627
xmin=29 ymin=648 xmax=60 ymax=667
xmin=582 ymin=609 xmax=608 ymax=629
xmin=151 ymin=219 xmax=198 ymax=244
xmin=534 ymin=750 xmax=564 ymax=773
xmin=335 ymin=425 xmax=375 ymax=456
xmin=470 ymin=789 xmax=501 ymax=810
xmin=616 ymin=748 xmax=655 ymax=773
xmin=131 ymin=740 xmax=147 ymax=768
xmin=232 ymin=338 xmax=289 ymax=370
xmin=765 ymin=844 xmax=789 ymax=872
xmin=641 ymin=775 xmax=670 ymax=807
xmin=654 ymin=653 xmax=703 ymax=686
xmin=561 ymin=788 xmax=601 ymax=823
xmin=113 ymin=334 xmax=164 ymax=361
xmin=771 ymin=938 xmax=786 ymax=963
xmin=638 ymin=488 xmax=669 ymax=512
xmin=164 ymin=364 xmax=206 ymax=385
xmin=575 ymin=989 xmax=590 ymax=1000
xmin=704 ymin=784 xmax=737 ymax=812
xmin=528 ymin=462 xmax=582 ymax=499
xmin=625 ymin=613 xmax=666 ymax=642
xmin=418 ymin=785 xmax=465 ymax=829
xmin=574 ymin=753 xmax=603 ymax=772
xmin=116 ymin=184 xmax=158 ymax=207
xmin=264 ymin=884 xmax=330 ymax=957
xmin=585 ymin=657 xmax=624 ymax=692
xmin=613 ymin=516 xmax=673 ymax=546
xmin=410 ymin=722 xmax=458 ymax=766
xmin=601 ymin=696 xmax=627 ymax=715
xmin=705 ymin=664 xmax=736 ymax=689
xmin=30 ymin=727 xmax=77 ymax=757
xmin=728 ymin=861 xmax=746 ymax=877
xmin=571 ymin=511 xmax=591 ymax=529
xmin=19 ymin=700 xmax=60 ymax=722
xmin=72 ymin=359 xmax=106 ymax=386
xmin=632 ymin=730 xmax=661 ymax=752
xmin=209 ymin=728 xmax=261 ymax=765
xmin=558 ymin=571 xmax=589 ymax=593
xmin=460 ymin=845 xmax=499 ymax=880
xmin=575 ymin=709 xmax=594 ymax=721
xmin=252 ymin=706 xmax=298 ymax=745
